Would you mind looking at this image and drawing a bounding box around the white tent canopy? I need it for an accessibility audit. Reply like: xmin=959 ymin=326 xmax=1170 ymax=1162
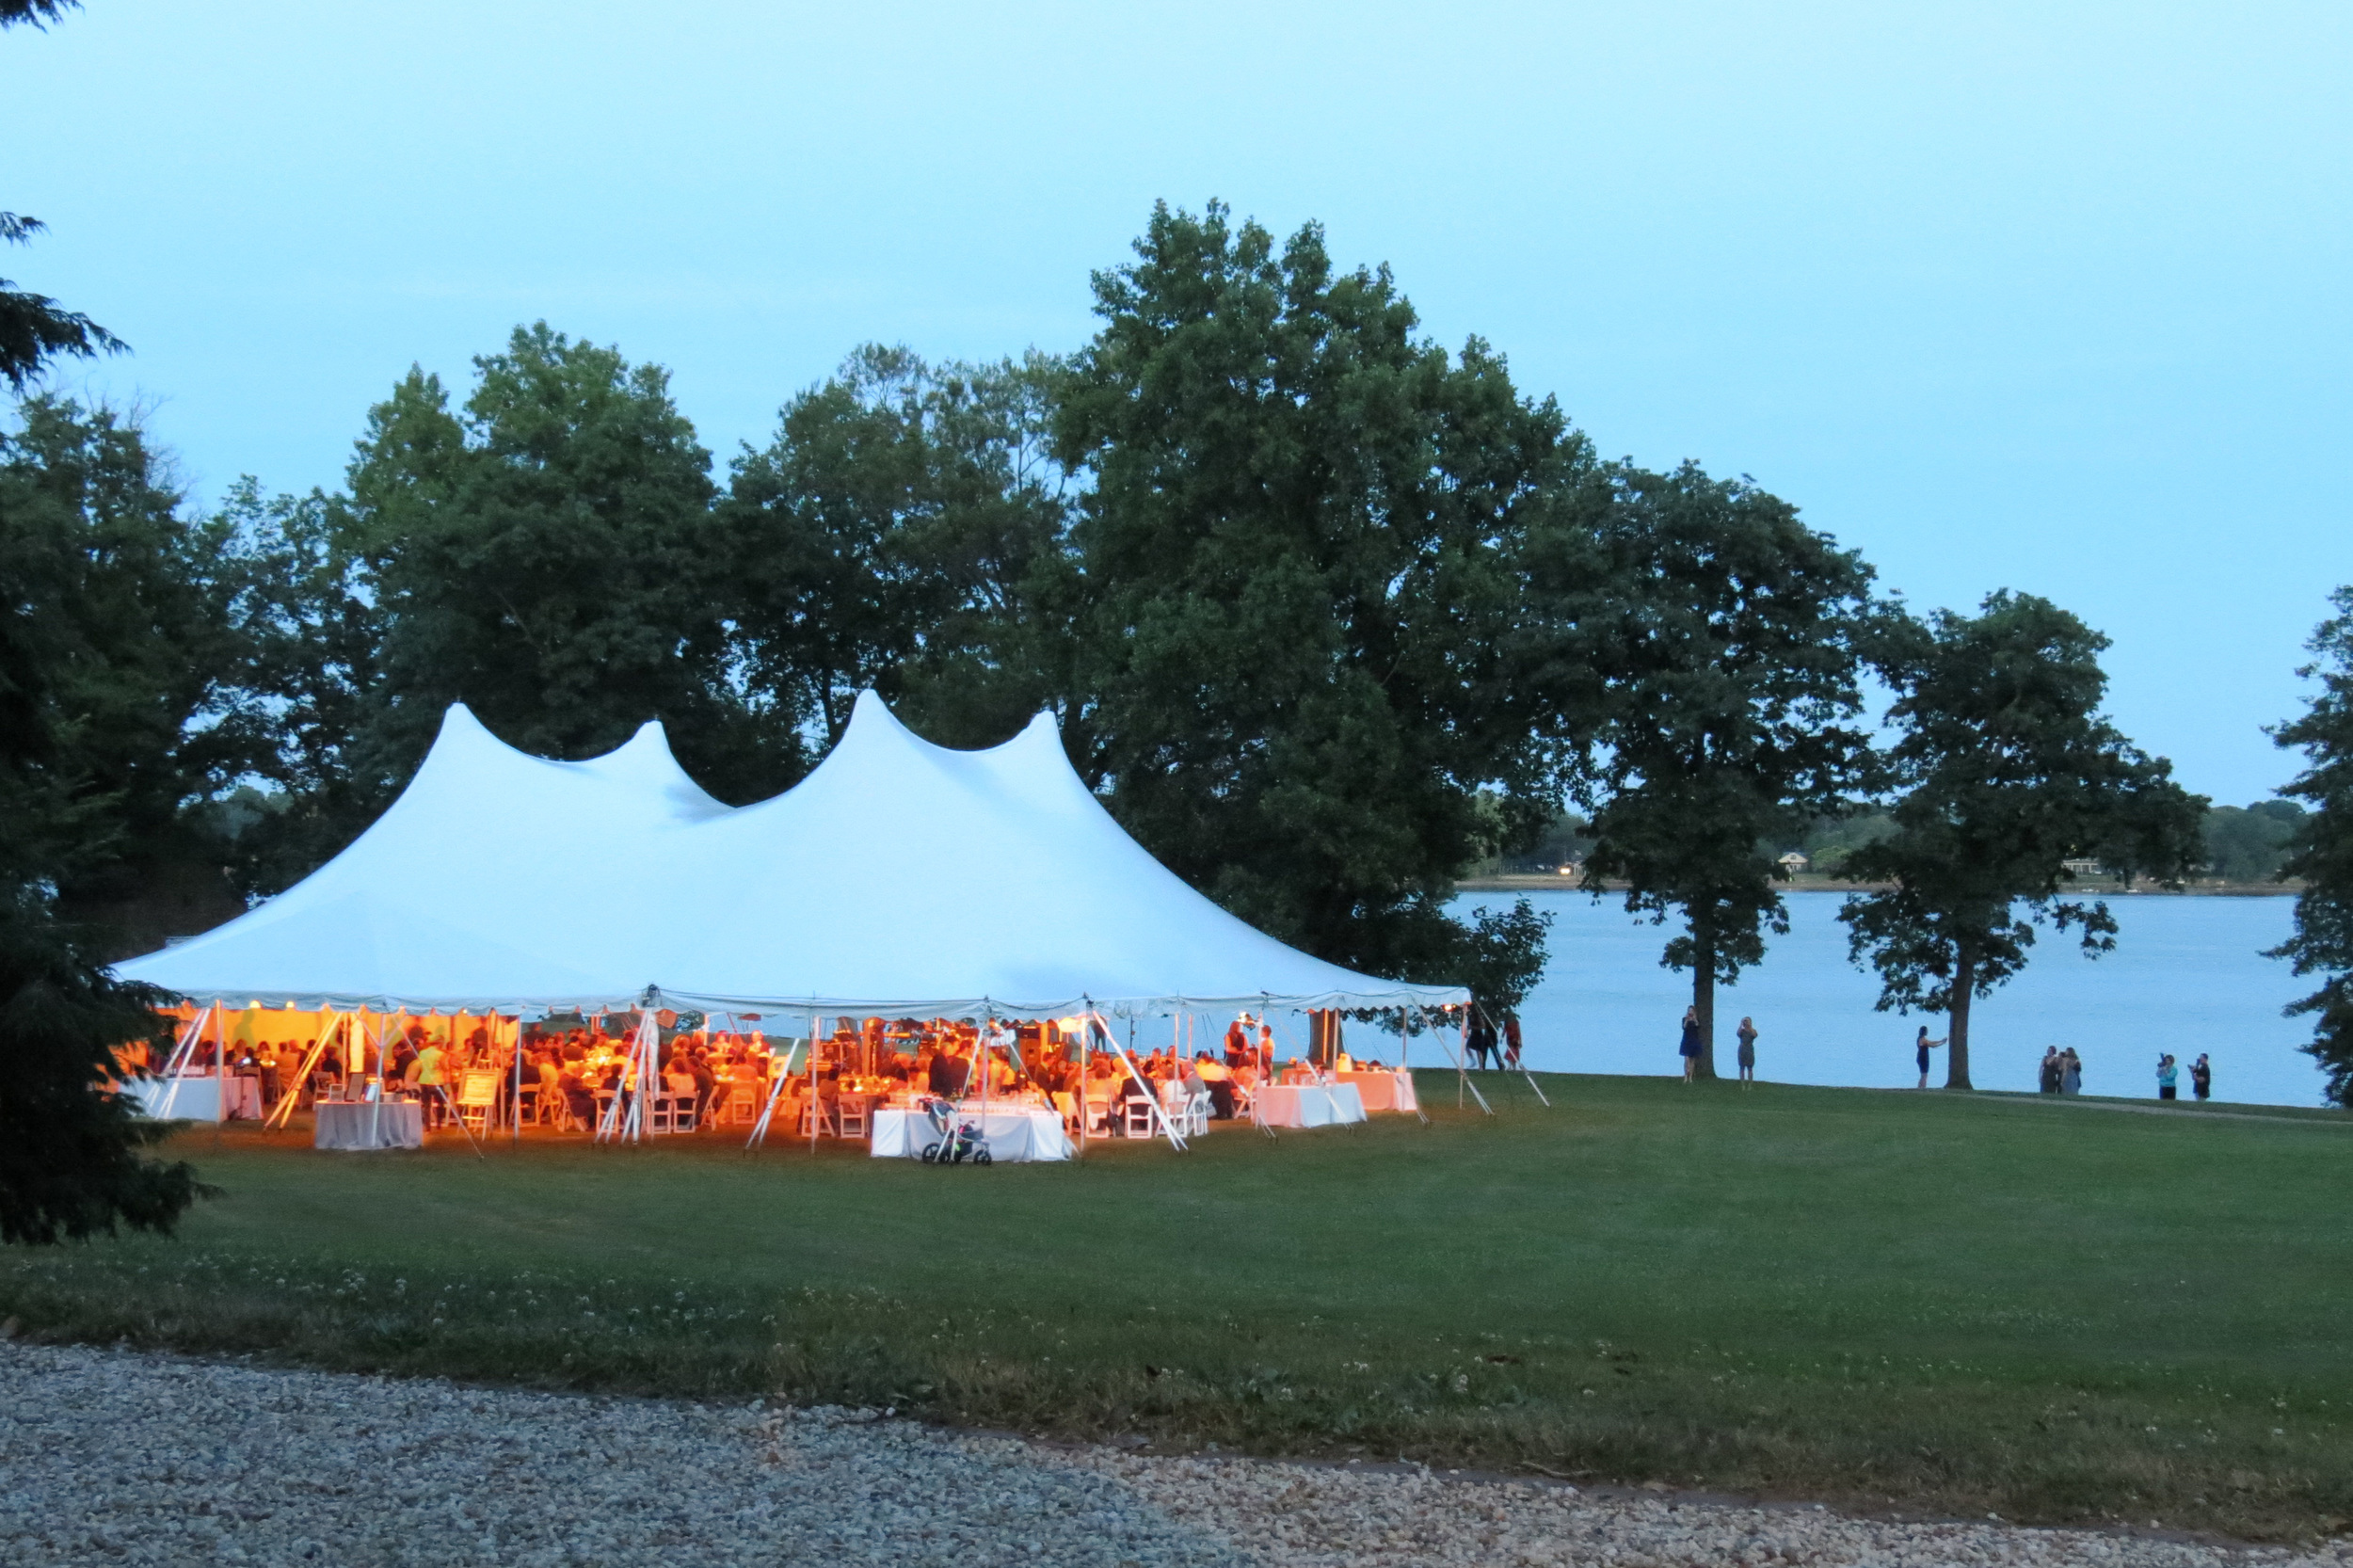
xmin=117 ymin=693 xmax=1468 ymax=1021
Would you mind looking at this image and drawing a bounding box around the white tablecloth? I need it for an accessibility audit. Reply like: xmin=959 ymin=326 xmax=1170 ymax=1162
xmin=313 ymin=1100 xmax=424 ymax=1151
xmin=1253 ymin=1082 xmax=1368 ymax=1128
xmin=870 ymin=1104 xmax=1072 ymax=1162
xmin=1337 ymin=1070 xmax=1418 ymax=1114
xmin=125 ymin=1075 xmax=261 ymax=1121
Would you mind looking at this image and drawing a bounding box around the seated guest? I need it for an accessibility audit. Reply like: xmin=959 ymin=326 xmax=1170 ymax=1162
xmin=927 ymin=1044 xmax=968 ymax=1099
xmin=1195 ymin=1051 xmax=1236 ymax=1119
xmin=558 ymin=1068 xmax=597 ymax=1127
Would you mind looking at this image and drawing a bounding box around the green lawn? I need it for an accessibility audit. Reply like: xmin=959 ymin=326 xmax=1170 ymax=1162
xmin=5 ymin=1074 xmax=2350 ymax=1540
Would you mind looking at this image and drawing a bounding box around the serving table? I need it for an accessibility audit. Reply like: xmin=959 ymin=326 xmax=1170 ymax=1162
xmin=312 ymin=1098 xmax=424 ymax=1151
xmin=1251 ymin=1082 xmax=1368 ymax=1128
xmin=1335 ymin=1069 xmax=1418 ymax=1114
xmin=869 ymin=1101 xmax=1073 ymax=1162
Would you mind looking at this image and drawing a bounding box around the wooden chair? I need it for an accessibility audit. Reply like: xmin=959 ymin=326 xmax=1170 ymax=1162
xmin=798 ymin=1097 xmax=837 ymax=1139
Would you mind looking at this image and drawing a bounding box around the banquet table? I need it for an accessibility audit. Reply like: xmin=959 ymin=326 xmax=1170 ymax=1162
xmin=125 ymin=1074 xmax=261 ymax=1122
xmin=869 ymin=1102 xmax=1072 ymax=1162
xmin=1252 ymin=1082 xmax=1368 ymax=1128
xmin=312 ymin=1099 xmax=424 ymax=1151
xmin=1336 ymin=1069 xmax=1418 ymax=1114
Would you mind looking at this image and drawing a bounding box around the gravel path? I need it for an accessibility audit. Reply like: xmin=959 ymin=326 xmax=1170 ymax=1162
xmin=4 ymin=1340 xmax=2348 ymax=1567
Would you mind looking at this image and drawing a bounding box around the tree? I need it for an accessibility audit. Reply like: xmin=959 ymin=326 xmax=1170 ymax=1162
xmin=1574 ymin=462 xmax=1880 ymax=1077
xmin=1051 ymin=200 xmax=1593 ymax=984
xmin=2201 ymin=800 xmax=2304 ymax=886
xmin=339 ymin=324 xmax=796 ymax=809
xmin=2270 ymin=586 xmax=2353 ymax=1104
xmin=1 ymin=214 xmax=123 ymax=395
xmin=1840 ymin=592 xmax=2206 ymax=1089
xmin=717 ymin=346 xmax=1072 ymax=754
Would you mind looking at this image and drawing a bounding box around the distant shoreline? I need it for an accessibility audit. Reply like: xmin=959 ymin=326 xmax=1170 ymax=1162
xmin=1454 ymin=873 xmax=2300 ymax=897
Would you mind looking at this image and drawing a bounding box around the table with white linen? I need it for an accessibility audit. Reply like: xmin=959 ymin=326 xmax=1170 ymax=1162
xmin=312 ymin=1099 xmax=424 ymax=1151
xmin=869 ymin=1103 xmax=1072 ymax=1162
xmin=1251 ymin=1082 xmax=1368 ymax=1128
xmin=1336 ymin=1069 xmax=1418 ymax=1114
xmin=125 ymin=1075 xmax=261 ymax=1122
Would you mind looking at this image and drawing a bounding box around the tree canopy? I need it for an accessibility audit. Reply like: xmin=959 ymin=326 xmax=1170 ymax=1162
xmin=1572 ymin=463 xmax=1880 ymax=1076
xmin=2270 ymin=586 xmax=2353 ymax=1104
xmin=1051 ymin=200 xmax=1588 ymax=993
xmin=1839 ymin=592 xmax=2206 ymax=1089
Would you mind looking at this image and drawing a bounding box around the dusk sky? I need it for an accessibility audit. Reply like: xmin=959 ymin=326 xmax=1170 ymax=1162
xmin=6 ymin=1 xmax=2346 ymax=804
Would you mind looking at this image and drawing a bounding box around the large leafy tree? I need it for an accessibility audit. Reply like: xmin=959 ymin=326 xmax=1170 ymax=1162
xmin=1574 ymin=462 xmax=1880 ymax=1077
xmin=339 ymin=324 xmax=794 ymax=809
xmin=1840 ymin=592 xmax=2206 ymax=1089
xmin=1051 ymin=200 xmax=1592 ymax=984
xmin=2270 ymin=586 xmax=2353 ymax=1104
xmin=718 ymin=346 xmax=1072 ymax=754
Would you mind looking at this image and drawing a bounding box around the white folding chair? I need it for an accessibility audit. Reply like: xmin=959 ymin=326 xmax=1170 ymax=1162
xmin=1123 ymin=1096 xmax=1157 ymax=1138
xmin=1189 ymin=1092 xmax=1212 ymax=1137
xmin=835 ymin=1096 xmax=868 ymax=1139
xmin=799 ymin=1097 xmax=837 ymax=1139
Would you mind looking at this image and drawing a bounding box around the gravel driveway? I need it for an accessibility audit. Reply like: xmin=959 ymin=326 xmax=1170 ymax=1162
xmin=3 ymin=1341 xmax=2346 ymax=1567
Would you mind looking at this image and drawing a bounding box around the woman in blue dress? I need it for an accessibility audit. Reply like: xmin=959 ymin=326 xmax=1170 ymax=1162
xmin=1677 ymin=1007 xmax=1701 ymax=1083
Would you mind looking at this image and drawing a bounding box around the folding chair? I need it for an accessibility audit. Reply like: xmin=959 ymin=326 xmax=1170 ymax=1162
xmin=799 ymin=1097 xmax=837 ymax=1139
xmin=834 ymin=1096 xmax=868 ymax=1139
xmin=1122 ymin=1096 xmax=1157 ymax=1138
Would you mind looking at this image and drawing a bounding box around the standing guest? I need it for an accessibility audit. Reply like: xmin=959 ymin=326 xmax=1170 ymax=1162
xmin=414 ymin=1036 xmax=448 ymax=1128
xmin=1913 ymin=1025 xmax=1945 ymax=1090
xmin=2156 ymin=1053 xmax=2179 ymax=1101
xmin=927 ymin=1042 xmax=968 ymax=1099
xmin=2060 ymin=1048 xmax=2083 ymax=1096
xmin=1735 ymin=1016 xmax=1758 ymax=1088
xmin=2039 ymin=1048 xmax=2062 ymax=1095
xmin=1502 ymin=1012 xmax=1524 ymax=1071
xmin=2191 ymin=1052 xmax=2213 ymax=1101
xmin=1677 ymin=1007 xmax=1701 ymax=1083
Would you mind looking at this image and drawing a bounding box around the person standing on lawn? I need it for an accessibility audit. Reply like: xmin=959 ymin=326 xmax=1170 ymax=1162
xmin=1735 ymin=1016 xmax=1758 ymax=1087
xmin=2060 ymin=1047 xmax=2083 ymax=1095
xmin=2191 ymin=1052 xmax=2213 ymax=1101
xmin=1914 ymin=1025 xmax=1945 ymax=1089
xmin=1677 ymin=1007 xmax=1702 ymax=1083
xmin=2156 ymin=1053 xmax=2179 ymax=1101
xmin=1502 ymin=1012 xmax=1524 ymax=1071
xmin=2039 ymin=1047 xmax=2062 ymax=1094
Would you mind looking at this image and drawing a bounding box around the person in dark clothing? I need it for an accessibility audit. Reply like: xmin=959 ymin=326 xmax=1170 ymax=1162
xmin=1501 ymin=1013 xmax=1523 ymax=1071
xmin=1677 ymin=1007 xmax=1701 ymax=1083
xmin=2191 ymin=1052 xmax=2213 ymax=1101
xmin=927 ymin=1045 xmax=968 ymax=1099
xmin=1735 ymin=1016 xmax=1758 ymax=1088
xmin=2039 ymin=1048 xmax=2062 ymax=1094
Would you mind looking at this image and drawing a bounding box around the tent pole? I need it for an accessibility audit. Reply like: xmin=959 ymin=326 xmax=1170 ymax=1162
xmin=265 ymin=1012 xmax=336 ymax=1132
xmin=808 ymin=1012 xmax=819 ymax=1156
xmin=745 ymin=1030 xmax=793 ymax=1150
xmin=512 ymin=1015 xmax=524 ymax=1142
xmin=1435 ymin=1006 xmax=1493 ymax=1115
xmin=1095 ymin=1012 xmax=1186 ymax=1151
xmin=152 ymin=1000 xmax=213 ymax=1121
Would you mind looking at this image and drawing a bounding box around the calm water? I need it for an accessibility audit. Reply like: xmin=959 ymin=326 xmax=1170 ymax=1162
xmin=1448 ymin=889 xmax=2329 ymax=1108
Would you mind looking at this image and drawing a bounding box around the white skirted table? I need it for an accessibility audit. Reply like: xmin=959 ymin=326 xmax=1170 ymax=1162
xmin=1251 ymin=1082 xmax=1369 ymax=1128
xmin=1336 ymin=1069 xmax=1418 ymax=1114
xmin=312 ymin=1099 xmax=424 ymax=1151
xmin=869 ymin=1103 xmax=1073 ymax=1162
xmin=126 ymin=1075 xmax=262 ymax=1122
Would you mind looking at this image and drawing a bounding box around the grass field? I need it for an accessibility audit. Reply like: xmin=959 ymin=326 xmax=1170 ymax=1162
xmin=4 ymin=1074 xmax=2350 ymax=1541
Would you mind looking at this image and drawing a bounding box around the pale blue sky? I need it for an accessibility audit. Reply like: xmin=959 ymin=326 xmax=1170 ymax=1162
xmin=6 ymin=2 xmax=2346 ymax=803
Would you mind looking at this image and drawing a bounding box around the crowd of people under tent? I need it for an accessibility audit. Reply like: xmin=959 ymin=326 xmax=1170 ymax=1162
xmin=116 ymin=1005 xmax=1419 ymax=1137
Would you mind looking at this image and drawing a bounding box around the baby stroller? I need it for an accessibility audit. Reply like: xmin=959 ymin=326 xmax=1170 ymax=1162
xmin=917 ymin=1096 xmax=992 ymax=1166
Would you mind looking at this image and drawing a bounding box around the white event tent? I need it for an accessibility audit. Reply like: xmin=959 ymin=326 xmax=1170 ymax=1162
xmin=116 ymin=692 xmax=1469 ymax=1026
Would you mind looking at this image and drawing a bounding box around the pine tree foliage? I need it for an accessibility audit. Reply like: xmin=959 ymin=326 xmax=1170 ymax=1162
xmin=2270 ymin=586 xmax=2353 ymax=1104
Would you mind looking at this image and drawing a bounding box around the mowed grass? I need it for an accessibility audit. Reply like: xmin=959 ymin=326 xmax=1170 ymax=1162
xmin=5 ymin=1074 xmax=2351 ymax=1540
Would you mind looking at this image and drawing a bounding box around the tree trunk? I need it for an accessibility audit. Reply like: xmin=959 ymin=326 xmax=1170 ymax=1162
xmin=1690 ymin=930 xmax=1719 ymax=1080
xmin=1945 ymin=945 xmax=1976 ymax=1091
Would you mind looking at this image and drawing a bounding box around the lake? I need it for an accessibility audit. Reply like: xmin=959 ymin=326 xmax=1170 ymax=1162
xmin=1447 ymin=888 xmax=2330 ymax=1108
